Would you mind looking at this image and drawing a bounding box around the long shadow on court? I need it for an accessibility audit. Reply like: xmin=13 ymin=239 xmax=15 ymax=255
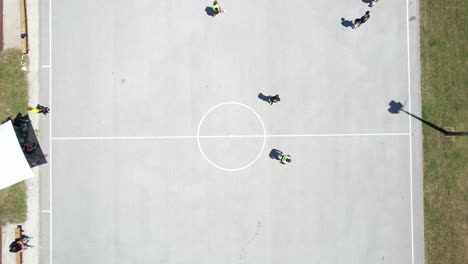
xmin=388 ymin=100 xmax=468 ymax=136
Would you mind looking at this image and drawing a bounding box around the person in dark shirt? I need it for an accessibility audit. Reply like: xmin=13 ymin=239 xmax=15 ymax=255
xmin=9 ymin=239 xmax=26 ymax=253
xmin=354 ymin=11 xmax=370 ymax=29
xmin=9 ymin=235 xmax=33 ymax=253
xmin=268 ymin=94 xmax=281 ymax=105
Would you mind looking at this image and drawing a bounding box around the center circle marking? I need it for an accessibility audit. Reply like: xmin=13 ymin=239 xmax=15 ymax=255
xmin=197 ymin=102 xmax=266 ymax=172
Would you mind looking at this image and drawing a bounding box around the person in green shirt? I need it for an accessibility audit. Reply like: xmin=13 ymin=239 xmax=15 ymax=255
xmin=212 ymin=1 xmax=224 ymax=16
xmin=281 ymin=154 xmax=292 ymax=164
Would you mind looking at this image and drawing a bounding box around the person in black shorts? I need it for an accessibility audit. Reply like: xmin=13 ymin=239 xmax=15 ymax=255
xmin=268 ymin=94 xmax=281 ymax=105
xmin=354 ymin=11 xmax=370 ymax=29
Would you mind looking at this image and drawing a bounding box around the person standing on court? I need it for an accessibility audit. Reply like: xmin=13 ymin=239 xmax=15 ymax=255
xmin=212 ymin=1 xmax=224 ymax=16
xmin=354 ymin=11 xmax=370 ymax=28
xmin=268 ymin=94 xmax=281 ymax=105
xmin=280 ymin=154 xmax=292 ymax=164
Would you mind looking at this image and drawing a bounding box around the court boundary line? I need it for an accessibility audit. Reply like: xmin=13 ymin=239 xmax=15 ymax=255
xmin=405 ymin=0 xmax=415 ymax=263
xmin=49 ymin=0 xmax=53 ymax=263
xmin=51 ymin=132 xmax=410 ymax=141
xmin=46 ymin=2 xmax=418 ymax=264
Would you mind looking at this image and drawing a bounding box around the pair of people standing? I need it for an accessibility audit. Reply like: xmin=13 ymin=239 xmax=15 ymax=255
xmin=354 ymin=11 xmax=370 ymax=29
xmin=353 ymin=0 xmax=383 ymax=29
xmin=264 ymin=95 xmax=291 ymax=164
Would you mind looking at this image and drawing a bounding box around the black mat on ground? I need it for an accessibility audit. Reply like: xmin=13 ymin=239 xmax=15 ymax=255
xmin=3 ymin=114 xmax=47 ymax=168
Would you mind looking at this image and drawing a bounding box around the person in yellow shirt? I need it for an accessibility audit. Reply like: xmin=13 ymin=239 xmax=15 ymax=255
xmin=280 ymin=154 xmax=292 ymax=164
xmin=27 ymin=107 xmax=40 ymax=113
xmin=27 ymin=104 xmax=49 ymax=115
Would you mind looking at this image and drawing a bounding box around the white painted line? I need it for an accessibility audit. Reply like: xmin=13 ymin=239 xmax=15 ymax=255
xmin=52 ymin=132 xmax=410 ymax=141
xmin=196 ymin=102 xmax=267 ymax=172
xmin=267 ymin=133 xmax=410 ymax=138
xmin=49 ymin=0 xmax=54 ymax=263
xmin=406 ymin=0 xmax=415 ymax=263
xmin=53 ymin=135 xmax=198 ymax=140
xmin=41 ymin=65 xmax=51 ymax=68
xmin=41 ymin=210 xmax=51 ymax=213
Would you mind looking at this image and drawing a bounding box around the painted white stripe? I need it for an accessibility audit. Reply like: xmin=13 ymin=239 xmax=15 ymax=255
xmin=49 ymin=0 xmax=54 ymax=263
xmin=41 ymin=65 xmax=51 ymax=68
xmin=41 ymin=210 xmax=51 ymax=213
xmin=52 ymin=133 xmax=410 ymax=141
xmin=406 ymin=0 xmax=415 ymax=263
xmin=267 ymin=133 xmax=409 ymax=138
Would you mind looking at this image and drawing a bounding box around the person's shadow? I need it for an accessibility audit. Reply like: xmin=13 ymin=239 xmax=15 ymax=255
xmin=341 ymin=18 xmax=355 ymax=29
xmin=205 ymin=6 xmax=216 ymax=16
xmin=269 ymin=149 xmax=283 ymax=160
xmin=362 ymin=0 xmax=374 ymax=7
xmin=258 ymin=93 xmax=271 ymax=104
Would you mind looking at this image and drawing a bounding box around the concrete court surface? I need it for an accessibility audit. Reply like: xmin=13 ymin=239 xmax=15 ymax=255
xmin=38 ymin=0 xmax=424 ymax=263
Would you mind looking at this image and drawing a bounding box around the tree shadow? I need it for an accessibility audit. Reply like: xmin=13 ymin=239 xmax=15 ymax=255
xmin=205 ymin=6 xmax=216 ymax=16
xmin=341 ymin=18 xmax=355 ymax=29
xmin=258 ymin=93 xmax=271 ymax=104
xmin=388 ymin=100 xmax=468 ymax=136
xmin=269 ymin=149 xmax=283 ymax=160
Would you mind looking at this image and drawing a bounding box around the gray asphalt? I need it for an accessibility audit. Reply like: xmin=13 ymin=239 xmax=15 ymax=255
xmin=39 ymin=0 xmax=424 ymax=263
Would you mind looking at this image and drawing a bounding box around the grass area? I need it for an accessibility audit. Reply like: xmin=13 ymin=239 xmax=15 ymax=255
xmin=0 ymin=48 xmax=29 ymax=225
xmin=420 ymin=1 xmax=468 ymax=263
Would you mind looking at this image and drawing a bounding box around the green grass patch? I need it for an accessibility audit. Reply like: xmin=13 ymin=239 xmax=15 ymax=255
xmin=420 ymin=1 xmax=468 ymax=263
xmin=0 ymin=183 xmax=27 ymax=225
xmin=0 ymin=48 xmax=29 ymax=225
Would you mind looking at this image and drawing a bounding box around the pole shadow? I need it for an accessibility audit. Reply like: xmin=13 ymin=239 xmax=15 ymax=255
xmin=340 ymin=18 xmax=355 ymax=29
xmin=258 ymin=93 xmax=271 ymax=104
xmin=388 ymin=100 xmax=468 ymax=136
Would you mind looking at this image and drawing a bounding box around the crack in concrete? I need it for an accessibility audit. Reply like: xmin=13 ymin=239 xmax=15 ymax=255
xmin=239 ymin=220 xmax=262 ymax=264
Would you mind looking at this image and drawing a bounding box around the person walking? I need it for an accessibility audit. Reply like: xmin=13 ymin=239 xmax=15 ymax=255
xmin=354 ymin=11 xmax=370 ymax=28
xmin=212 ymin=1 xmax=224 ymax=16
xmin=280 ymin=154 xmax=292 ymax=164
xmin=268 ymin=94 xmax=281 ymax=105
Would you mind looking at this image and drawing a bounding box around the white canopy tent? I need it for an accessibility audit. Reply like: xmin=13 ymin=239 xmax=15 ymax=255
xmin=0 ymin=121 xmax=34 ymax=190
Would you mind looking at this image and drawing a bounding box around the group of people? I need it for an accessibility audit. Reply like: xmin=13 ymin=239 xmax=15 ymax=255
xmin=354 ymin=0 xmax=382 ymax=29
xmin=210 ymin=0 xmax=381 ymax=30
